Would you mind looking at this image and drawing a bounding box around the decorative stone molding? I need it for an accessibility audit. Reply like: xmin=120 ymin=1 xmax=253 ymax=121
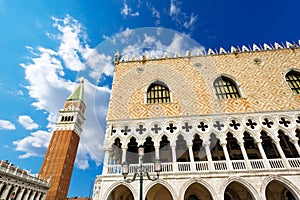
xmin=105 ymin=110 xmax=300 ymax=148
xmin=113 ymin=41 xmax=300 ymax=63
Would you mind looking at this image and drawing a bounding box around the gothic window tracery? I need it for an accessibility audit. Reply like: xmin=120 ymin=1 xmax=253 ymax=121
xmin=147 ymin=82 xmax=170 ymax=104
xmin=213 ymin=76 xmax=241 ymax=100
xmin=285 ymin=70 xmax=300 ymax=94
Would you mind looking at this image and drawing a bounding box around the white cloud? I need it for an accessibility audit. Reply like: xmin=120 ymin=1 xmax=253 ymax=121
xmin=121 ymin=0 xmax=139 ymax=17
xmin=84 ymin=47 xmax=113 ymax=81
xmin=15 ymin=15 xmax=112 ymax=170
xmin=169 ymin=0 xmax=198 ymax=30
xmin=121 ymin=30 xmax=204 ymax=58
xmin=52 ymin=15 xmax=87 ymax=71
xmin=170 ymin=0 xmax=180 ymax=17
xmin=183 ymin=13 xmax=198 ymax=30
xmin=146 ymin=2 xmax=160 ymax=25
xmin=0 ymin=119 xmax=16 ymax=130
xmin=18 ymin=115 xmax=39 ymax=130
xmin=13 ymin=130 xmax=51 ymax=158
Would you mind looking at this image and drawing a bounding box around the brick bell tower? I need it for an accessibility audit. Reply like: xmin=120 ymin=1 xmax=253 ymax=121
xmin=39 ymin=78 xmax=86 ymax=200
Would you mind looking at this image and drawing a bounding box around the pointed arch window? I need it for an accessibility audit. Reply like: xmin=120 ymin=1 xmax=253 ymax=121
xmin=147 ymin=82 xmax=170 ymax=104
xmin=213 ymin=76 xmax=241 ymax=100
xmin=285 ymin=70 xmax=300 ymax=94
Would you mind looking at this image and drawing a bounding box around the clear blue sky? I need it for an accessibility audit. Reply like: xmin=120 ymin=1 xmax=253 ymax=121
xmin=0 ymin=0 xmax=299 ymax=197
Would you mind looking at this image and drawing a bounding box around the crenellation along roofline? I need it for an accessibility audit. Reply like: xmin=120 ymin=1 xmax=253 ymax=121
xmin=113 ymin=40 xmax=300 ymax=64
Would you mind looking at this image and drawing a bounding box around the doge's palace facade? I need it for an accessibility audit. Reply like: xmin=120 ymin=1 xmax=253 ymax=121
xmin=93 ymin=41 xmax=300 ymax=200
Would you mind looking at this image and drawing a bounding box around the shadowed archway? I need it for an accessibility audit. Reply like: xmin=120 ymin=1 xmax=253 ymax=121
xmin=146 ymin=183 xmax=173 ymax=200
xmin=107 ymin=185 xmax=134 ymax=200
xmin=224 ymin=181 xmax=254 ymax=200
xmin=184 ymin=182 xmax=212 ymax=200
xmin=266 ymin=180 xmax=296 ymax=200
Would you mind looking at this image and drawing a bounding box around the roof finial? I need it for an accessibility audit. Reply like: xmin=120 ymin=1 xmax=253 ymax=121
xmin=80 ymin=77 xmax=84 ymax=83
xmin=67 ymin=78 xmax=85 ymax=104
xmin=114 ymin=50 xmax=120 ymax=65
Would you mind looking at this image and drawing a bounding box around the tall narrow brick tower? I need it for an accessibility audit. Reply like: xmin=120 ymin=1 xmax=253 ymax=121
xmin=39 ymin=78 xmax=86 ymax=200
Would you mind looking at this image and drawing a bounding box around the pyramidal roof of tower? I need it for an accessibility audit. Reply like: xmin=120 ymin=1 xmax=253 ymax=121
xmin=67 ymin=78 xmax=85 ymax=104
xmin=113 ymin=40 xmax=300 ymax=64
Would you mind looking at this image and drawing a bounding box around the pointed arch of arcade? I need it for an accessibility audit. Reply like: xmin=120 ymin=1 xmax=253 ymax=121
xmin=103 ymin=181 xmax=137 ymax=200
xmin=221 ymin=176 xmax=260 ymax=200
xmin=180 ymin=178 xmax=218 ymax=200
xmin=144 ymin=179 xmax=177 ymax=200
xmin=262 ymin=176 xmax=300 ymax=200
xmin=278 ymin=129 xmax=299 ymax=158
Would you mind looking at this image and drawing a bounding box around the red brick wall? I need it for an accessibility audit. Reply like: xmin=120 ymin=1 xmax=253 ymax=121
xmin=39 ymin=130 xmax=80 ymax=200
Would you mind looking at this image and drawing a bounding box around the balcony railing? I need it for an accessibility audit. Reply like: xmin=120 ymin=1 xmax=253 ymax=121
xmin=105 ymin=157 xmax=300 ymax=175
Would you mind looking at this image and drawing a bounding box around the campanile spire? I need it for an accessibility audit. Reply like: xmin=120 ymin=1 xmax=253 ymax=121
xmin=39 ymin=79 xmax=86 ymax=200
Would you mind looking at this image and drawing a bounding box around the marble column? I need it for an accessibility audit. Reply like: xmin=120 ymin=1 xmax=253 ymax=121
xmin=10 ymin=187 xmax=18 ymax=200
xmin=188 ymin=145 xmax=196 ymax=171
xmin=0 ymin=182 xmax=4 ymax=193
xmin=292 ymin=139 xmax=300 ymax=156
xmin=171 ymin=145 xmax=178 ymax=172
xmin=29 ymin=191 xmax=36 ymax=200
xmin=121 ymin=147 xmax=127 ymax=163
xmin=23 ymin=189 xmax=31 ymax=200
xmin=204 ymin=143 xmax=214 ymax=170
xmin=154 ymin=145 xmax=160 ymax=159
xmin=274 ymin=139 xmax=290 ymax=168
xmin=109 ymin=150 xmax=113 ymax=165
xmin=0 ymin=184 xmax=12 ymax=199
xmin=16 ymin=188 xmax=26 ymax=200
xmin=40 ymin=193 xmax=46 ymax=200
xmin=256 ymin=141 xmax=271 ymax=168
xmin=221 ymin=142 xmax=232 ymax=170
xmin=238 ymin=141 xmax=252 ymax=169
xmin=35 ymin=191 xmax=42 ymax=200
xmin=103 ymin=150 xmax=110 ymax=174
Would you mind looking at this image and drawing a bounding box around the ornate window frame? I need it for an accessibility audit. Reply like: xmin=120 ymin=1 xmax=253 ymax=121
xmin=144 ymin=79 xmax=172 ymax=104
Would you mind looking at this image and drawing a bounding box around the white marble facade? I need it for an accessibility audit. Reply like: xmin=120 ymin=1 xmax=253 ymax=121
xmin=0 ymin=161 xmax=49 ymax=200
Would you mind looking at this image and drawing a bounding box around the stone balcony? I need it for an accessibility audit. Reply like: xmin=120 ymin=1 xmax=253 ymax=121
xmin=105 ymin=158 xmax=300 ymax=175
